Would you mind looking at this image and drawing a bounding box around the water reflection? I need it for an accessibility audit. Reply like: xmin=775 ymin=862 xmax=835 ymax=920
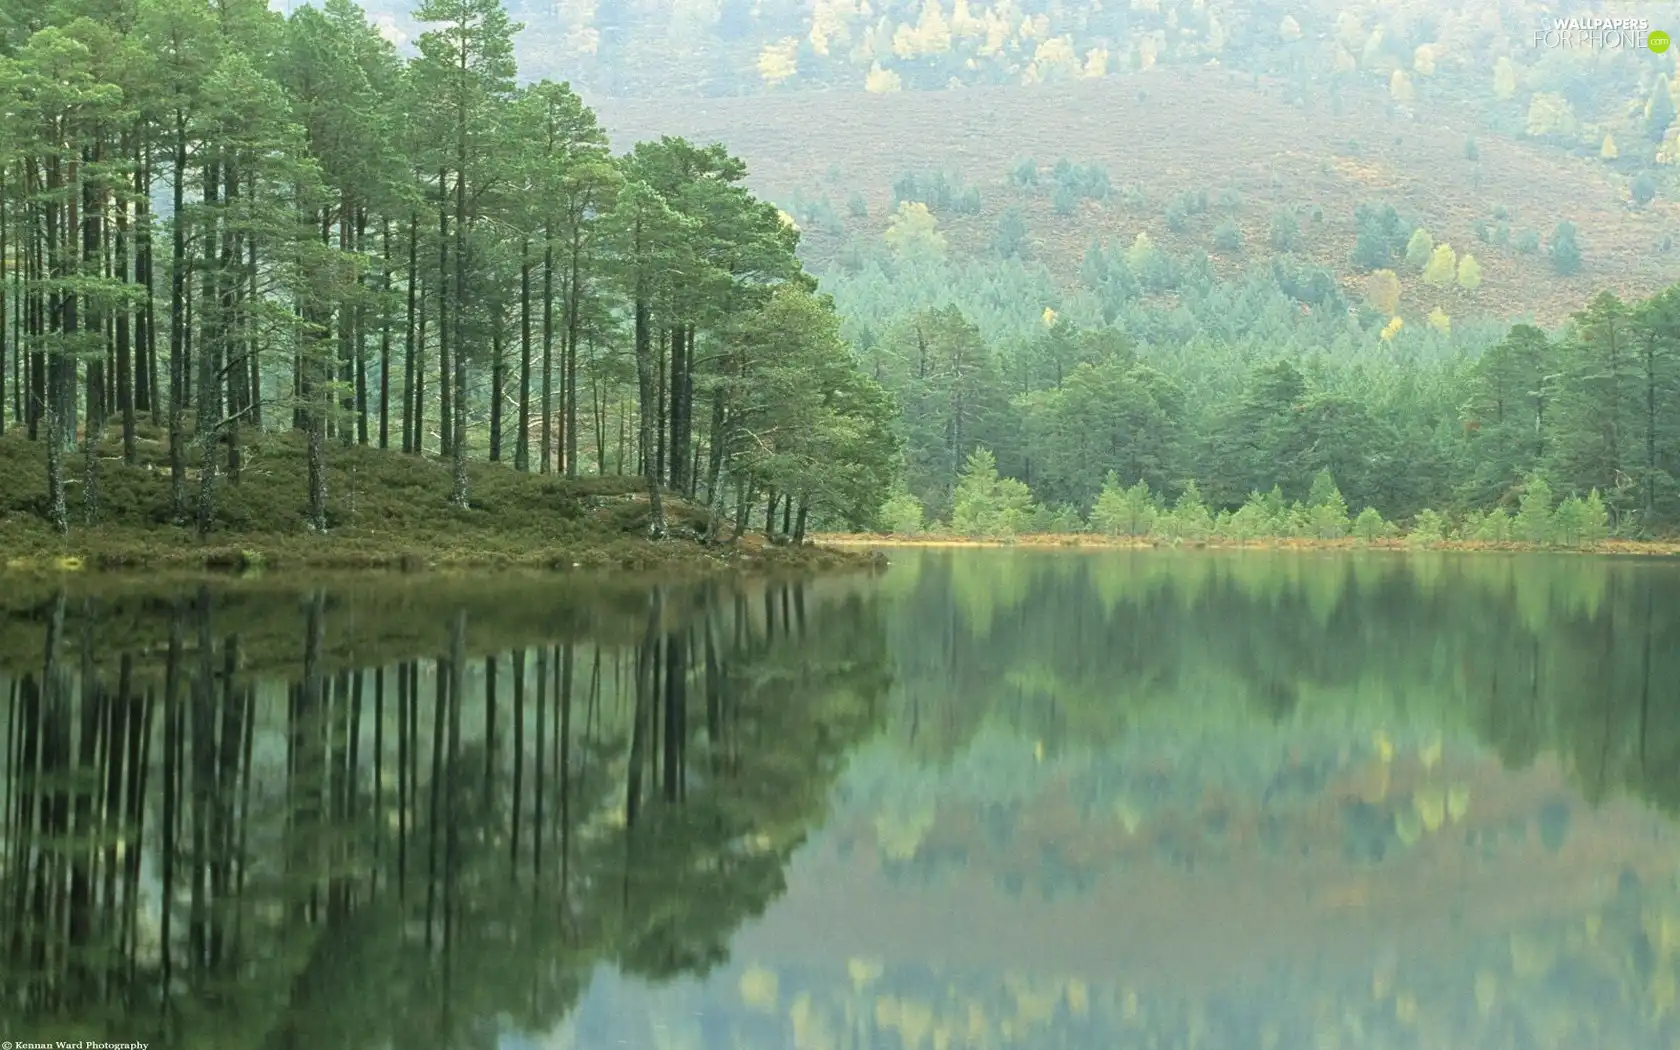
xmin=0 ymin=574 xmax=889 ymax=1049
xmin=4 ymin=551 xmax=1680 ymax=1047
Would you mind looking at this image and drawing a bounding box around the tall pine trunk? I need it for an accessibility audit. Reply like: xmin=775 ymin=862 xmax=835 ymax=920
xmin=380 ymin=219 xmax=392 ymax=449
xmin=516 ymin=237 xmax=531 ymax=471
xmin=169 ymin=110 xmax=188 ymax=522
xmin=634 ymin=295 xmax=664 ymax=538
xmin=116 ymin=130 xmax=135 ymax=464
xmin=404 ymin=212 xmax=420 ymax=455
xmin=541 ymin=232 xmax=553 ymax=474
xmin=450 ymin=163 xmax=468 ymax=509
xmin=564 ymin=223 xmax=583 ymax=478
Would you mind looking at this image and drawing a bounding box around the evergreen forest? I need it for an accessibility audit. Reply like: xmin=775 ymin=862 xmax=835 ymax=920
xmin=4 ymin=0 xmax=1680 ymax=549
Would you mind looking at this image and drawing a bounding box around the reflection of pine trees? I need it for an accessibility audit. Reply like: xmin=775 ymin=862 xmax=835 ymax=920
xmin=0 ymin=576 xmax=888 ymax=1047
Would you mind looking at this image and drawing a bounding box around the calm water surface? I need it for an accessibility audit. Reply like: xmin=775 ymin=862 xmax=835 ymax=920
xmin=2 ymin=549 xmax=1680 ymax=1049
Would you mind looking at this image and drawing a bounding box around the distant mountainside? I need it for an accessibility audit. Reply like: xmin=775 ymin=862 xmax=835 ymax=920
xmin=361 ymin=0 xmax=1680 ymax=169
xmin=347 ymin=0 xmax=1680 ymax=321
xmin=592 ymin=66 xmax=1680 ymax=326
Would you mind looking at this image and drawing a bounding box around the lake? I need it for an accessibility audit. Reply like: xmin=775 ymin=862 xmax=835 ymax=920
xmin=2 ymin=549 xmax=1679 ymax=1048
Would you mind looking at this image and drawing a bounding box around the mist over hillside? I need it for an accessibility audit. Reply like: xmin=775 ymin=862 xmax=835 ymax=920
xmin=344 ymin=0 xmax=1680 ymax=322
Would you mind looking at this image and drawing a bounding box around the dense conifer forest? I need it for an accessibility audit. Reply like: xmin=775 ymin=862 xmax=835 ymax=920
xmin=0 ymin=0 xmax=898 ymax=548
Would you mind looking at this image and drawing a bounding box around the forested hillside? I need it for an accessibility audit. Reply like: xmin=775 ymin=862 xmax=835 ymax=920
xmin=5 ymin=0 xmax=1680 ymax=549
xmin=0 ymin=0 xmax=898 ymax=545
xmin=594 ymin=68 xmax=1680 ymax=326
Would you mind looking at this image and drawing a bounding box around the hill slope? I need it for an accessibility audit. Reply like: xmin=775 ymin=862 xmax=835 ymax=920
xmin=593 ymin=67 xmax=1680 ymax=325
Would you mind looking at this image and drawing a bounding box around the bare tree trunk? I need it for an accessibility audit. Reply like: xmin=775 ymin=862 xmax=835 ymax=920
xmin=634 ymin=298 xmax=665 ymax=538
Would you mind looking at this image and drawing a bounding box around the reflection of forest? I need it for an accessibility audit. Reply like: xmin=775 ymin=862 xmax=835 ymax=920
xmin=0 ymin=576 xmax=890 ymax=1048
xmin=713 ymin=549 xmax=1680 ymax=1049
xmin=870 ymin=550 xmax=1680 ymax=812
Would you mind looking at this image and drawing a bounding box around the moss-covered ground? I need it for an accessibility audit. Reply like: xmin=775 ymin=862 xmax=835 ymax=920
xmin=0 ymin=428 xmax=871 ymax=576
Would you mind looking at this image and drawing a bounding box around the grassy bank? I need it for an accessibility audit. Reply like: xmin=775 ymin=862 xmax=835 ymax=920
xmin=811 ymin=532 xmax=1680 ymax=555
xmin=0 ymin=430 xmax=874 ymax=575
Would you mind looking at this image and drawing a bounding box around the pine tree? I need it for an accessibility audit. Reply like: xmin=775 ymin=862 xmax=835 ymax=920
xmin=1515 ymin=475 xmax=1554 ymax=543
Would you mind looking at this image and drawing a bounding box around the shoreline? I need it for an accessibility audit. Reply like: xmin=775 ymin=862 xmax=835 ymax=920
xmin=809 ymin=533 xmax=1680 ymax=556
xmin=0 ymin=526 xmax=880 ymax=576
xmin=0 ymin=432 xmax=881 ymax=578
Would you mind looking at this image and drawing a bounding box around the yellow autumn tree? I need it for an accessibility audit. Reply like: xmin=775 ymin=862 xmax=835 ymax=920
xmin=1381 ymin=316 xmax=1404 ymax=341
xmin=1422 ymin=243 xmax=1458 ymax=286
xmin=1457 ymin=253 xmax=1483 ymax=290
xmin=884 ymin=201 xmax=946 ymax=260
xmin=1413 ymin=44 xmax=1435 ymax=75
xmin=1492 ymin=56 xmax=1518 ymax=100
xmin=1367 ymin=269 xmax=1402 ymax=317
xmin=1333 ymin=46 xmax=1356 ymax=74
xmin=1279 ymin=14 xmax=1301 ymax=42
xmin=1390 ymin=69 xmax=1415 ymax=104
xmin=891 ymin=0 xmax=954 ymax=58
xmin=1125 ymin=230 xmax=1158 ymax=271
xmin=1428 ymin=307 xmax=1451 ymax=334
xmin=809 ymin=0 xmax=852 ymax=56
xmin=1525 ymin=93 xmax=1577 ymax=139
xmin=917 ymin=0 xmax=952 ymax=54
xmin=758 ymin=37 xmax=800 ymax=86
xmin=978 ymin=7 xmax=1008 ymax=54
xmin=1335 ymin=11 xmax=1364 ymax=49
xmin=1028 ymin=34 xmax=1079 ymax=81
xmin=1137 ymin=32 xmax=1160 ymax=70
xmin=1083 ymin=47 xmax=1109 ymax=77
xmin=1362 ymin=27 xmax=1385 ymax=67
xmin=1601 ymin=133 xmax=1618 ymax=159
xmin=865 ymin=61 xmax=903 ymax=92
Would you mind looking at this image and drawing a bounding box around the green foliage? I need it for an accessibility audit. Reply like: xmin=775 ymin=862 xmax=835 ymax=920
xmin=1212 ymin=220 xmax=1243 ymax=252
xmin=1351 ymin=505 xmax=1387 ymax=542
xmin=833 ymin=247 xmax=1676 ymax=542
xmin=1164 ymin=198 xmax=1190 ymax=232
xmin=1464 ymin=136 xmax=1479 ymax=161
xmin=1516 ymin=476 xmax=1555 ymax=543
xmin=1088 ymin=473 xmax=1156 ymax=537
xmin=1306 ymin=469 xmax=1350 ymax=538
xmin=1647 ymin=79 xmax=1677 ymax=142
xmin=1352 ymin=201 xmax=1416 ymax=271
xmin=847 ymin=190 xmax=869 ymax=218
xmin=1032 ymin=501 xmax=1084 ymax=533
xmin=1011 ymin=157 xmax=1038 ymax=188
xmin=1473 ymin=507 xmax=1512 ymax=542
xmin=1632 ymin=171 xmax=1657 ymax=207
xmin=1268 ymin=208 xmax=1300 ymax=251
xmin=1407 ymin=508 xmax=1447 ymax=547
xmin=878 ymin=490 xmax=925 ymax=535
xmin=950 ymin=447 xmax=1037 ymax=538
xmin=893 ymin=169 xmax=981 ymax=215
xmin=1515 ymin=229 xmax=1541 ymax=254
xmin=1550 ymin=221 xmax=1581 ymax=275
xmin=1228 ymin=493 xmax=1274 ymax=541
xmin=1405 ymin=227 xmax=1435 ymax=271
xmin=1052 ymin=181 xmax=1079 ymax=216
xmin=1160 ymin=481 xmax=1212 ymax=541
xmin=1551 ymin=491 xmax=1611 ymax=547
xmin=993 ymin=206 xmax=1028 ymax=259
xmin=1053 ymin=161 xmax=1110 ymax=202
